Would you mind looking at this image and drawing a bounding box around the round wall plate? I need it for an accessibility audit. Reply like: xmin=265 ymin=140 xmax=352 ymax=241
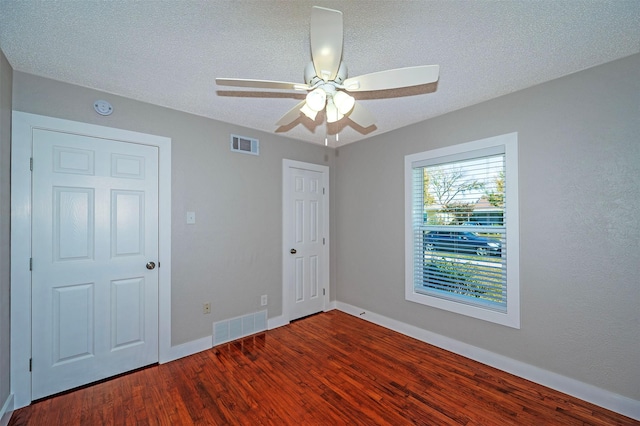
xmin=94 ymin=100 xmax=113 ymax=116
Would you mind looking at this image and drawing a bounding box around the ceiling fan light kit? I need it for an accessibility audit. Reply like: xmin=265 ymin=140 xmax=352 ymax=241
xmin=216 ymin=5 xmax=439 ymax=136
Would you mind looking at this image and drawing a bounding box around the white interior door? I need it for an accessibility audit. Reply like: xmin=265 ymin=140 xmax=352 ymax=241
xmin=31 ymin=129 xmax=159 ymax=399
xmin=283 ymin=161 xmax=329 ymax=321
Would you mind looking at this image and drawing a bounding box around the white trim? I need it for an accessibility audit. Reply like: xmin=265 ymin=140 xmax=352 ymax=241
xmin=158 ymin=305 xmax=340 ymax=363
xmin=404 ymin=132 xmax=520 ymax=328
xmin=165 ymin=309 xmax=287 ymax=363
xmin=10 ymin=112 xmax=172 ymax=407
xmin=161 ymin=335 xmax=212 ymax=363
xmin=267 ymin=315 xmax=289 ymax=330
xmin=335 ymin=302 xmax=640 ymax=421
xmin=282 ymin=159 xmax=330 ymax=322
xmin=0 ymin=394 xmax=13 ymax=426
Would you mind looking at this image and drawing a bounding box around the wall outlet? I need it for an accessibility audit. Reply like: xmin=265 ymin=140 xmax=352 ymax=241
xmin=203 ymin=302 xmax=211 ymax=314
xmin=260 ymin=295 xmax=268 ymax=306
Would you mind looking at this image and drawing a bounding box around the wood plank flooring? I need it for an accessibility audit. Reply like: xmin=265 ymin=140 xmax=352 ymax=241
xmin=9 ymin=310 xmax=638 ymax=425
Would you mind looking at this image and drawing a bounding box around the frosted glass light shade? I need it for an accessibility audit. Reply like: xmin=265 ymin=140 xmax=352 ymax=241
xmin=305 ymin=88 xmax=327 ymax=111
xmin=300 ymin=103 xmax=318 ymax=120
xmin=333 ymin=91 xmax=355 ymax=115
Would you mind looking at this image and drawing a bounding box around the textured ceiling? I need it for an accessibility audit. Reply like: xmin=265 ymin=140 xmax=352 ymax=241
xmin=1 ymin=1 xmax=639 ymax=147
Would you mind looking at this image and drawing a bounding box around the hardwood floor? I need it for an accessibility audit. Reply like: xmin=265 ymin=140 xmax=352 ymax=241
xmin=9 ymin=310 xmax=638 ymax=425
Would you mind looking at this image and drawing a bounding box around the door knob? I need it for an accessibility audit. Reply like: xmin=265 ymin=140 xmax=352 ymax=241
xmin=146 ymin=261 xmax=156 ymax=270
xmin=290 ymin=249 xmax=297 ymax=254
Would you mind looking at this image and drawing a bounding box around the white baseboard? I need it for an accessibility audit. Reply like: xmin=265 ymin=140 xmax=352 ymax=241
xmin=336 ymin=302 xmax=640 ymax=421
xmin=162 ymin=312 xmax=289 ymax=364
xmin=0 ymin=393 xmax=13 ymax=426
xmin=160 ymin=335 xmax=212 ymax=364
xmin=267 ymin=315 xmax=289 ymax=330
xmin=268 ymin=301 xmax=337 ymax=330
xmin=161 ymin=310 xmax=286 ymax=363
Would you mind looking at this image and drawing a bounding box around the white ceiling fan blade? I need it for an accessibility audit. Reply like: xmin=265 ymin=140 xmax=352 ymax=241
xmin=343 ymin=65 xmax=440 ymax=92
xmin=216 ymin=78 xmax=310 ymax=91
xmin=276 ymin=100 xmax=307 ymax=126
xmin=310 ymin=6 xmax=343 ymax=81
xmin=347 ymin=102 xmax=376 ymax=128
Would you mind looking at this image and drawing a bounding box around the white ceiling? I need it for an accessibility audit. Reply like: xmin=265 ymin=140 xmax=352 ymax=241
xmin=1 ymin=1 xmax=639 ymax=147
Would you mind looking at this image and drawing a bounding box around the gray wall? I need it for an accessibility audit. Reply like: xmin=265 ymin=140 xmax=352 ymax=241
xmin=9 ymin=54 xmax=640 ymax=403
xmin=12 ymin=72 xmax=335 ymax=345
xmin=0 ymin=49 xmax=12 ymax=412
xmin=335 ymin=53 xmax=640 ymax=400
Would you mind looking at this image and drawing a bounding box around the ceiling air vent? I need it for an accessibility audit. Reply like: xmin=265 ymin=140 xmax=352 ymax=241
xmin=230 ymin=134 xmax=259 ymax=156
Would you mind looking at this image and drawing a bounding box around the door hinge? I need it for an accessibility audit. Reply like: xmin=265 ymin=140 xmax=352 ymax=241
xmin=323 ymin=288 xmax=326 ymax=296
xmin=30 ymin=157 xmax=33 ymax=171
xmin=29 ymin=358 xmax=32 ymax=372
xmin=323 ymin=187 xmax=325 ymax=195
xmin=323 ymin=238 xmax=325 ymax=245
xmin=29 ymin=258 xmax=32 ymax=271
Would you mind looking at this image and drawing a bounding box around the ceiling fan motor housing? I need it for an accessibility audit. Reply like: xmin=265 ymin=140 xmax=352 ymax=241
xmin=304 ymin=62 xmax=322 ymax=85
xmin=305 ymin=61 xmax=347 ymax=86
xmin=333 ymin=62 xmax=347 ymax=84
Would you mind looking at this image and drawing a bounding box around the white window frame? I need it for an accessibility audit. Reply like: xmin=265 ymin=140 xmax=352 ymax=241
xmin=404 ymin=133 xmax=520 ymax=328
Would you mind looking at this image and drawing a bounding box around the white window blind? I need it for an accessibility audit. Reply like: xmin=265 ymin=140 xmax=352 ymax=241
xmin=405 ymin=134 xmax=519 ymax=327
xmin=412 ymin=152 xmax=506 ymax=310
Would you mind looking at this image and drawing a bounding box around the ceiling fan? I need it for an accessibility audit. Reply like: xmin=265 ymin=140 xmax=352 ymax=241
xmin=216 ymin=6 xmax=439 ymax=130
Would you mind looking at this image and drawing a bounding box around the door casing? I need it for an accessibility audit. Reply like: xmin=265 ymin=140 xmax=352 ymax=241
xmin=10 ymin=112 xmax=172 ymax=408
xmin=282 ymin=159 xmax=330 ymax=322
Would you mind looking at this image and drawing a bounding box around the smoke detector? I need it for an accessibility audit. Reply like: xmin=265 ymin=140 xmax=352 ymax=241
xmin=94 ymin=100 xmax=113 ymax=116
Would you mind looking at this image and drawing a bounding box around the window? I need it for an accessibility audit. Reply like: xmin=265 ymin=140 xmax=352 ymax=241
xmin=404 ymin=133 xmax=519 ymax=328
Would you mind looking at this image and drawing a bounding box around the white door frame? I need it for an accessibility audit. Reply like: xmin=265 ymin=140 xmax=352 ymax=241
xmin=10 ymin=112 xmax=172 ymax=408
xmin=282 ymin=159 xmax=330 ymax=323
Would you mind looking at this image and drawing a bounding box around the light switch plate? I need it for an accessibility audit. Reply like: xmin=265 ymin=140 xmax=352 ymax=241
xmin=186 ymin=211 xmax=196 ymax=224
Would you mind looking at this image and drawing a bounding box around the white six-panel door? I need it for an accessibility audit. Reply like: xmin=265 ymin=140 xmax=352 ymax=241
xmin=284 ymin=164 xmax=328 ymax=321
xmin=31 ymin=129 xmax=159 ymax=399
